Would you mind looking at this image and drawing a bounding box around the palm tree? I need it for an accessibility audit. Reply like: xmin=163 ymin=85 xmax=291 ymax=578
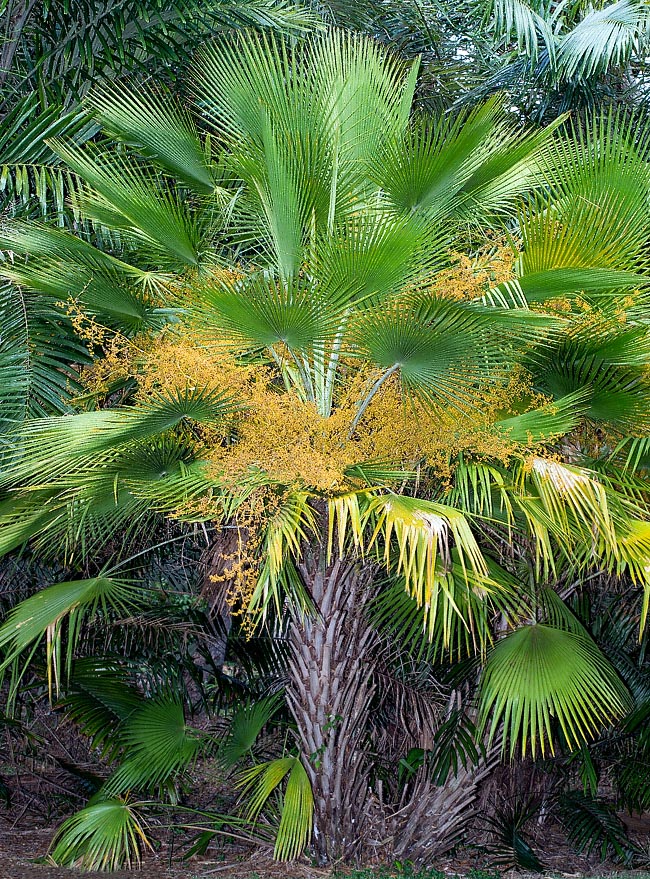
xmin=475 ymin=0 xmax=650 ymax=119
xmin=2 ymin=30 xmax=650 ymax=866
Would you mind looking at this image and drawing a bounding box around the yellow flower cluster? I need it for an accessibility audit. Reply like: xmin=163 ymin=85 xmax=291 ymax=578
xmin=78 ymin=332 xmax=147 ymax=397
xmin=77 ymin=244 xmax=539 ymax=500
xmin=61 ymin=299 xmax=112 ymax=352
xmin=206 ymin=365 xmax=530 ymax=494
xmin=210 ymin=383 xmax=356 ymax=492
xmin=430 ymin=240 xmax=517 ymax=301
xmin=209 ymin=489 xmax=286 ymax=637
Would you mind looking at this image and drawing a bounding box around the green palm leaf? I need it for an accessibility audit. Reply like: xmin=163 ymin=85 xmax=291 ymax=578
xmin=0 ymin=281 xmax=88 ymax=423
xmin=369 ymin=95 xmax=561 ymax=222
xmin=237 ymin=755 xmax=313 ymax=860
xmin=49 ymin=799 xmax=151 ymax=871
xmin=2 ymin=256 xmax=151 ymax=331
xmin=0 ymin=577 xmax=139 ymax=697
xmin=193 ymin=30 xmax=417 ymax=273
xmin=371 ymin=558 xmax=522 ymax=661
xmin=557 ymin=0 xmax=650 ymax=81
xmin=249 ymin=492 xmax=317 ymax=614
xmin=368 ymin=100 xmax=502 ymax=217
xmin=353 ymin=295 xmax=554 ymax=407
xmin=61 ymin=660 xmax=143 ymax=760
xmin=105 ymin=697 xmax=201 ymax=795
xmin=520 ymin=457 xmax=617 ymax=552
xmin=3 ymin=388 xmax=234 ymax=486
xmin=88 ymin=80 xmax=215 ymax=194
xmin=479 ymin=623 xmax=631 ymax=757
xmin=199 ymin=273 xmax=343 ymax=351
xmin=50 ymin=139 xmax=204 ymax=268
xmin=316 ymin=213 xmax=444 ymax=304
xmin=485 ymin=0 xmax=556 ymax=62
xmin=0 ymin=93 xmax=95 ymax=221
xmin=494 ymin=390 xmax=589 ymax=443
xmin=529 ymin=329 xmax=650 ymax=432
xmin=219 ymin=695 xmax=284 ymax=767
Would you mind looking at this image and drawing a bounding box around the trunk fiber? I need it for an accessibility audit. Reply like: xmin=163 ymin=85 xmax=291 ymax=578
xmin=287 ymin=551 xmax=376 ymax=863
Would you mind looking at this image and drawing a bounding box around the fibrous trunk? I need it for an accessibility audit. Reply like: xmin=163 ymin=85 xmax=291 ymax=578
xmin=391 ymin=752 xmax=499 ymax=862
xmin=286 ymin=549 xmax=376 ymax=863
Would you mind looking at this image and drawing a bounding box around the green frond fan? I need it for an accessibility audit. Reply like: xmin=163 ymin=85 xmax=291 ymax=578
xmin=237 ymin=756 xmax=314 ymax=861
xmin=49 ymin=800 xmax=152 ymax=872
xmin=0 ymin=577 xmax=140 ymax=702
xmin=478 ymin=618 xmax=632 ymax=758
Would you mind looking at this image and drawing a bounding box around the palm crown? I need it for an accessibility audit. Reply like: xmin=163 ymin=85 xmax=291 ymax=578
xmin=2 ymin=28 xmax=650 ymax=865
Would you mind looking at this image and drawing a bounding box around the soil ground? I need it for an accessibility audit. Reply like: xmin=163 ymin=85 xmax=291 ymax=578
xmin=2 ymin=825 xmax=650 ymax=879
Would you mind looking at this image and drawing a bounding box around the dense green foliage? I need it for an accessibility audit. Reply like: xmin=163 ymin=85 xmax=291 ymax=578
xmin=1 ymin=0 xmax=650 ymax=873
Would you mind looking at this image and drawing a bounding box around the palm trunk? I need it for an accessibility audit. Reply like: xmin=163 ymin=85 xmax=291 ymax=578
xmin=391 ymin=752 xmax=499 ymax=862
xmin=286 ymin=547 xmax=376 ymax=863
xmin=0 ymin=0 xmax=38 ymax=91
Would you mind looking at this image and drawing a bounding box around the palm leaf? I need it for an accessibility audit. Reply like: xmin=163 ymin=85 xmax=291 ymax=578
xmin=193 ymin=30 xmax=416 ymax=272
xmin=0 ymin=577 xmax=140 ymax=698
xmin=559 ymin=790 xmax=634 ymax=863
xmin=219 ymin=694 xmax=284 ymax=767
xmin=61 ymin=660 xmax=143 ymax=760
xmin=237 ymin=755 xmax=313 ymax=860
xmin=316 ymin=213 xmax=445 ymax=305
xmin=21 ymin=0 xmax=318 ymax=106
xmin=0 ymin=281 xmax=89 ymax=423
xmin=485 ymin=0 xmax=556 ymax=62
xmin=518 ymin=457 xmax=618 ymax=564
xmin=371 ymin=559 xmax=523 ymax=661
xmin=249 ymin=492 xmax=317 ymax=615
xmin=0 ymin=93 xmax=95 ymax=221
xmin=529 ymin=329 xmax=650 ymax=433
xmin=478 ymin=622 xmax=631 ymax=757
xmin=352 ymin=295 xmax=554 ymax=408
xmin=557 ymin=0 xmax=650 ymax=82
xmin=49 ymin=799 xmax=151 ymax=871
xmin=88 ymin=80 xmax=215 ymax=194
xmin=494 ymin=391 xmax=589 ymax=443
xmin=362 ymin=493 xmax=498 ymax=645
xmin=105 ymin=696 xmax=202 ymax=795
xmin=3 ymin=388 xmax=235 ymax=486
xmin=50 ymin=139 xmax=204 ymax=268
xmin=199 ymin=273 xmax=343 ymax=352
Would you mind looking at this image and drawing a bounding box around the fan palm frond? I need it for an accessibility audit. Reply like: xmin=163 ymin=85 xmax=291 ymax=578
xmin=3 ymin=388 xmax=235 ymax=486
xmin=0 ymin=577 xmax=140 ymax=698
xmin=494 ymin=390 xmax=589 ymax=444
xmin=49 ymin=799 xmax=151 ymax=871
xmin=50 ymin=139 xmax=206 ymax=269
xmin=237 ymin=755 xmax=313 ymax=861
xmin=105 ymin=696 xmax=202 ymax=796
xmin=219 ymin=694 xmax=284 ymax=767
xmin=479 ymin=621 xmax=631 ymax=757
xmin=557 ymin=0 xmax=650 ymax=82
xmin=88 ymin=80 xmax=215 ymax=194
xmin=352 ymin=295 xmax=555 ymax=410
xmin=61 ymin=660 xmax=143 ymax=760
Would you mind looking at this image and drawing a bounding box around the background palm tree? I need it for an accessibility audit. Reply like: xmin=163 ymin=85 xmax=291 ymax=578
xmin=2 ymin=27 xmax=650 ymax=870
xmin=0 ymin=0 xmax=317 ymax=221
xmin=317 ymin=0 xmax=650 ymax=120
xmin=473 ymin=0 xmax=650 ymax=119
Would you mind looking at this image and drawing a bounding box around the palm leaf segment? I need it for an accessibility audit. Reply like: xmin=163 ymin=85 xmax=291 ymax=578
xmin=479 ymin=620 xmax=632 ymax=758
